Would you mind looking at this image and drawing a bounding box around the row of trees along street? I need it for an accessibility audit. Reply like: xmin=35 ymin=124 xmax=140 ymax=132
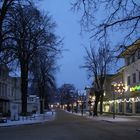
xmin=72 ymin=0 xmax=140 ymax=116
xmin=0 ymin=0 xmax=61 ymax=115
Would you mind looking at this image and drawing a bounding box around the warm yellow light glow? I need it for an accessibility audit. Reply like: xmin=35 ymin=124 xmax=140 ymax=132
xmin=104 ymin=105 xmax=110 ymax=112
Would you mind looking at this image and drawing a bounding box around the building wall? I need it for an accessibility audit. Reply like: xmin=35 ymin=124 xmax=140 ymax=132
xmin=27 ymin=95 xmax=40 ymax=114
xmin=0 ymin=65 xmax=14 ymax=114
xmin=0 ymin=65 xmax=40 ymax=116
xmin=122 ymin=50 xmax=140 ymax=114
xmin=103 ymin=48 xmax=140 ymax=115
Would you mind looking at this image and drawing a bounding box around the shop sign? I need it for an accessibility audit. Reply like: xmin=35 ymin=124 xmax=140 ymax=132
xmin=130 ymin=85 xmax=140 ymax=92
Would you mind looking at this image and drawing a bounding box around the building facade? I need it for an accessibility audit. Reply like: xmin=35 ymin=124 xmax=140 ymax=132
xmin=103 ymin=39 xmax=140 ymax=115
xmin=0 ymin=65 xmax=15 ymax=115
xmin=0 ymin=64 xmax=40 ymax=117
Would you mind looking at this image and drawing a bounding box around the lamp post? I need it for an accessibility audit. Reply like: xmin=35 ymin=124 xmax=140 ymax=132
xmin=111 ymin=82 xmax=125 ymax=119
xmin=85 ymin=86 xmax=93 ymax=116
xmin=116 ymin=82 xmax=125 ymax=114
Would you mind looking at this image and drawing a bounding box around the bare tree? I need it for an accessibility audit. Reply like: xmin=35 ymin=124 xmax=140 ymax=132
xmin=59 ymin=84 xmax=76 ymax=111
xmin=72 ymin=0 xmax=140 ymax=48
xmin=3 ymin=2 xmax=59 ymax=115
xmin=0 ymin=0 xmax=15 ymax=49
xmin=31 ymin=46 xmax=60 ymax=114
xmin=83 ymin=43 xmax=113 ymax=116
xmin=0 ymin=0 xmax=31 ymax=51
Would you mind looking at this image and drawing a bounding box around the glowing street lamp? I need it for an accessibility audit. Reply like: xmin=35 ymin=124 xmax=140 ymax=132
xmin=111 ymin=81 xmax=125 ymax=119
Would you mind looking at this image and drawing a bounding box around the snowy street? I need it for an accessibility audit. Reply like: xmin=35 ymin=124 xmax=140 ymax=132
xmin=0 ymin=109 xmax=140 ymax=140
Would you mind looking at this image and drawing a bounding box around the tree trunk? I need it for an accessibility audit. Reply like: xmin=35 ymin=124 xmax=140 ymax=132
xmin=21 ymin=62 xmax=28 ymax=116
xmin=44 ymin=95 xmax=49 ymax=110
xmin=39 ymin=85 xmax=44 ymax=114
xmin=40 ymin=99 xmax=44 ymax=114
xmin=93 ymin=92 xmax=100 ymax=116
xmin=100 ymin=92 xmax=104 ymax=115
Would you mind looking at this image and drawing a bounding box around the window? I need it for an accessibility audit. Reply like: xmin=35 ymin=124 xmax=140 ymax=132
xmin=127 ymin=76 xmax=131 ymax=85
xmin=135 ymin=102 xmax=140 ymax=113
xmin=131 ymin=55 xmax=135 ymax=63
xmin=126 ymin=57 xmax=130 ymax=65
xmin=133 ymin=73 xmax=136 ymax=83
xmin=139 ymin=72 xmax=140 ymax=82
xmin=138 ymin=49 xmax=140 ymax=59
xmin=119 ymin=103 xmax=122 ymax=113
xmin=126 ymin=102 xmax=132 ymax=113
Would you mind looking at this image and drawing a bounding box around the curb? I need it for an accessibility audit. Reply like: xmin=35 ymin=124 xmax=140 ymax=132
xmin=0 ymin=120 xmax=49 ymax=128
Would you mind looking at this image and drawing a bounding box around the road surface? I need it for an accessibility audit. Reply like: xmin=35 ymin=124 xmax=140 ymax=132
xmin=0 ymin=110 xmax=140 ymax=140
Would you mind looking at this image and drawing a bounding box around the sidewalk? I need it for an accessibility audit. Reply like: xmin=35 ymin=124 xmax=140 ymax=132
xmin=0 ymin=111 xmax=55 ymax=127
xmin=65 ymin=110 xmax=140 ymax=122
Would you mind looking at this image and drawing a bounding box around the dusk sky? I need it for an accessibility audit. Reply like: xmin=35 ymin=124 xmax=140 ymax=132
xmin=37 ymin=0 xmax=92 ymax=90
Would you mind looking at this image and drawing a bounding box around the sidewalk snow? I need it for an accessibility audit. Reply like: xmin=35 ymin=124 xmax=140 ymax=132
xmin=0 ymin=111 xmax=56 ymax=127
xmin=65 ymin=110 xmax=138 ymax=122
xmin=88 ymin=116 xmax=137 ymax=122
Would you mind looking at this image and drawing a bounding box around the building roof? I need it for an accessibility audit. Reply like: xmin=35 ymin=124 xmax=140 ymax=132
xmin=118 ymin=39 xmax=140 ymax=58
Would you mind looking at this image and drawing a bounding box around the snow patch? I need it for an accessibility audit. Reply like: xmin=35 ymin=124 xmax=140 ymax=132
xmin=0 ymin=111 xmax=56 ymax=127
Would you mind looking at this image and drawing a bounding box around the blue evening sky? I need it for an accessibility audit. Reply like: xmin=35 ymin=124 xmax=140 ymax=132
xmin=37 ymin=0 xmax=92 ymax=90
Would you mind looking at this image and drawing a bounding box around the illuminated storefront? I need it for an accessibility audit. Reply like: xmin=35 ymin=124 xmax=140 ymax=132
xmin=103 ymin=39 xmax=140 ymax=115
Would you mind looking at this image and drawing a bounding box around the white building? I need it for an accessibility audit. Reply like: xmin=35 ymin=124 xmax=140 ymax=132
xmin=103 ymin=39 xmax=140 ymax=115
xmin=27 ymin=95 xmax=40 ymax=114
xmin=0 ymin=65 xmax=15 ymax=115
xmin=0 ymin=64 xmax=40 ymax=117
xmin=119 ymin=39 xmax=140 ymax=114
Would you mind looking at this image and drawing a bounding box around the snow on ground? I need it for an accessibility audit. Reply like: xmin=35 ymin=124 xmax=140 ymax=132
xmin=0 ymin=111 xmax=56 ymax=127
xmin=87 ymin=116 xmax=137 ymax=122
xmin=65 ymin=110 xmax=138 ymax=122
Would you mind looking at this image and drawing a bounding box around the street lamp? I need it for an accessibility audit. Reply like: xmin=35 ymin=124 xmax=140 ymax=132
xmin=85 ymin=86 xmax=94 ymax=116
xmin=111 ymin=82 xmax=117 ymax=119
xmin=111 ymin=82 xmax=125 ymax=119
